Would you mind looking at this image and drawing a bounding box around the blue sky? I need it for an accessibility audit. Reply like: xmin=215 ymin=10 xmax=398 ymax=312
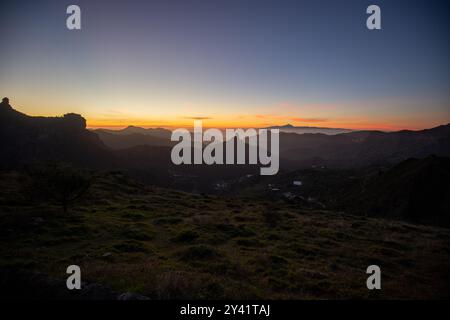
xmin=1 ymin=0 xmax=449 ymax=129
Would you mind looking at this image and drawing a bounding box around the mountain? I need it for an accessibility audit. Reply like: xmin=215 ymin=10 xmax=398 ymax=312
xmin=2 ymin=99 xmax=449 ymax=299
xmin=339 ymin=156 xmax=450 ymax=226
xmin=93 ymin=130 xmax=173 ymax=150
xmin=0 ymin=99 xmax=258 ymax=191
xmin=2 ymin=98 xmax=450 ymax=193
xmin=236 ymin=155 xmax=450 ymax=226
xmin=278 ymin=124 xmax=450 ymax=169
xmin=94 ymin=122 xmax=450 ymax=170
xmin=94 ymin=125 xmax=171 ymax=138
xmin=0 ymin=98 xmax=115 ymax=168
xmin=92 ymin=126 xmax=173 ymax=150
xmin=267 ymin=124 xmax=353 ymax=135
xmin=93 ymin=126 xmax=172 ymax=139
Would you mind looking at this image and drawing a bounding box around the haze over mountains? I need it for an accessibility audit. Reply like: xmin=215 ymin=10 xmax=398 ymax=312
xmin=93 ymin=124 xmax=354 ymax=150
xmin=3 ymin=97 xmax=449 ymax=224
xmin=2 ymin=98 xmax=450 ymax=173
xmin=278 ymin=124 xmax=450 ymax=169
xmin=266 ymin=124 xmax=353 ymax=135
xmin=93 ymin=127 xmax=173 ymax=150
xmin=1 ymin=98 xmax=450 ymax=300
xmin=91 ymin=117 xmax=450 ymax=171
xmin=0 ymin=98 xmax=259 ymax=189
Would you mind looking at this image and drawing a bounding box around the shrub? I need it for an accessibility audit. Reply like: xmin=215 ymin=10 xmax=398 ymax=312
xmin=26 ymin=163 xmax=92 ymax=213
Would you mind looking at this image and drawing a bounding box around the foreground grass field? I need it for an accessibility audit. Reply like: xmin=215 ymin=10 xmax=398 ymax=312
xmin=0 ymin=170 xmax=449 ymax=299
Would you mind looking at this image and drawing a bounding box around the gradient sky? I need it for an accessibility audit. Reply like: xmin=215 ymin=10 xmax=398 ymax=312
xmin=1 ymin=0 xmax=449 ymax=130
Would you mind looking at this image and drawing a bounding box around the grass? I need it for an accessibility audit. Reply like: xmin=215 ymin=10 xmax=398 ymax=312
xmin=0 ymin=170 xmax=449 ymax=299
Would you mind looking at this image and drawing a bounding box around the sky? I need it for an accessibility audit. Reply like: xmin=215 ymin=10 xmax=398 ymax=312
xmin=1 ymin=0 xmax=449 ymax=130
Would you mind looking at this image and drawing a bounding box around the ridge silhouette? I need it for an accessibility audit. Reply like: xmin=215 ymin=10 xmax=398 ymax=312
xmin=1 ymin=98 xmax=449 ymax=194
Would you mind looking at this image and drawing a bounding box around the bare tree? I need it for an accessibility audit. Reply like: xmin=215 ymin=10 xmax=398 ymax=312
xmin=27 ymin=163 xmax=92 ymax=213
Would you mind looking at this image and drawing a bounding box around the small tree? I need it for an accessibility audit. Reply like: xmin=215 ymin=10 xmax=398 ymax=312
xmin=27 ymin=163 xmax=92 ymax=212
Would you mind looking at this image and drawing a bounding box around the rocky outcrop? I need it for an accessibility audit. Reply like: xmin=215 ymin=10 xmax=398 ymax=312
xmin=0 ymin=98 xmax=115 ymax=169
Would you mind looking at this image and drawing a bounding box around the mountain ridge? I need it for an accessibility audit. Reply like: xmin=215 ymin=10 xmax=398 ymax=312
xmin=1 ymin=98 xmax=450 ymax=185
xmin=266 ymin=124 xmax=353 ymax=135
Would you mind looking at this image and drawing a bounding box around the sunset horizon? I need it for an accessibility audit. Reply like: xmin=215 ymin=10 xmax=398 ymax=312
xmin=4 ymin=96 xmax=449 ymax=132
xmin=1 ymin=0 xmax=450 ymax=306
xmin=2 ymin=1 xmax=449 ymax=133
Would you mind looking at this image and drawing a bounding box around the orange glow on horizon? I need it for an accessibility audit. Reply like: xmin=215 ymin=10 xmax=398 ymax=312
xmin=6 ymin=97 xmax=448 ymax=132
xmin=86 ymin=116 xmax=447 ymax=132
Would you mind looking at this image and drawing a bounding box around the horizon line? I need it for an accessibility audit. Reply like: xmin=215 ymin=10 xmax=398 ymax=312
xmin=3 ymin=99 xmax=447 ymax=132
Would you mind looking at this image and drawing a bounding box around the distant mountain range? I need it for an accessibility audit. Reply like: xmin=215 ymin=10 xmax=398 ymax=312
xmin=266 ymin=124 xmax=353 ymax=135
xmin=93 ymin=126 xmax=173 ymax=150
xmin=2 ymin=99 xmax=450 ymax=224
xmin=93 ymin=124 xmax=354 ymax=150
xmin=94 ymin=125 xmax=171 ymax=138
xmin=277 ymin=124 xmax=450 ymax=169
xmin=1 ymin=99 xmax=450 ymax=190
xmin=0 ymin=100 xmax=259 ymax=190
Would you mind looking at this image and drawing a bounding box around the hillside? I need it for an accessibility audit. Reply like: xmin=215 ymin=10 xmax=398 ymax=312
xmin=94 ymin=131 xmax=173 ymax=150
xmin=1 ymin=99 xmax=450 ymax=299
xmin=93 ymin=126 xmax=173 ymax=150
xmin=0 ymin=100 xmax=258 ymax=191
xmin=92 ymin=119 xmax=450 ymax=170
xmin=0 ymin=170 xmax=449 ymax=299
xmin=3 ymin=99 xmax=450 ymax=175
xmin=279 ymin=125 xmax=450 ymax=169
xmin=0 ymin=98 xmax=115 ymax=168
xmin=237 ymin=156 xmax=450 ymax=227
xmin=1 ymin=100 xmax=449 ymax=222
xmin=94 ymin=126 xmax=171 ymax=138
xmin=339 ymin=156 xmax=450 ymax=225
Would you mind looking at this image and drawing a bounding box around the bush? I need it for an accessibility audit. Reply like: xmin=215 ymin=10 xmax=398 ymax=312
xmin=25 ymin=163 xmax=92 ymax=212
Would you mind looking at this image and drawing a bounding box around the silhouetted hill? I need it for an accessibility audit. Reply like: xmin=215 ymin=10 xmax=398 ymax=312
xmin=0 ymin=98 xmax=115 ymax=168
xmin=94 ymin=125 xmax=171 ymax=140
xmin=237 ymin=156 xmax=450 ymax=226
xmin=340 ymin=156 xmax=450 ymax=226
xmin=104 ymin=125 xmax=171 ymax=137
xmin=2 ymin=99 xmax=450 ymax=194
xmin=0 ymin=100 xmax=260 ymax=190
xmin=114 ymin=144 xmax=259 ymax=192
xmin=93 ymin=130 xmax=173 ymax=150
xmin=267 ymin=124 xmax=353 ymax=135
xmin=279 ymin=124 xmax=450 ymax=169
xmin=94 ymin=121 xmax=450 ymax=170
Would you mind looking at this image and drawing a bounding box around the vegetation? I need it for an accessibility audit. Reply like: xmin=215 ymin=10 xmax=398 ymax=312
xmin=25 ymin=164 xmax=92 ymax=213
xmin=0 ymin=169 xmax=449 ymax=299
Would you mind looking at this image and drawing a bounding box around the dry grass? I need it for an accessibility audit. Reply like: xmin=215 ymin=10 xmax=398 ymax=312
xmin=0 ymin=171 xmax=449 ymax=299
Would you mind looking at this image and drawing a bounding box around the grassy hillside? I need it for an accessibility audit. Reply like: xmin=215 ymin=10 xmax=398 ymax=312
xmin=0 ymin=170 xmax=449 ymax=299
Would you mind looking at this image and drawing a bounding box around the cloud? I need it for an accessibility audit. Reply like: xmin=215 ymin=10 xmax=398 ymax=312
xmin=276 ymin=102 xmax=338 ymax=111
xmin=182 ymin=116 xmax=213 ymax=120
xmin=290 ymin=117 xmax=328 ymax=123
